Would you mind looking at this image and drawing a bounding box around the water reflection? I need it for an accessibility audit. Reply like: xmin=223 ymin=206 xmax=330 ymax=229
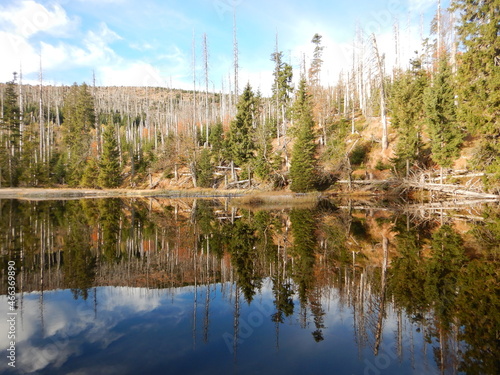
xmin=0 ymin=198 xmax=498 ymax=375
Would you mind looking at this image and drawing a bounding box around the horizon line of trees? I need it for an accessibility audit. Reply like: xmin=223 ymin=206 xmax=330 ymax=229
xmin=0 ymin=0 xmax=498 ymax=192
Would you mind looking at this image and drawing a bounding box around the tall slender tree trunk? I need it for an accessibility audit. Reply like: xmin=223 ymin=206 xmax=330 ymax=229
xmin=39 ymin=55 xmax=45 ymax=163
xmin=203 ymin=33 xmax=210 ymax=148
xmin=372 ymin=35 xmax=388 ymax=151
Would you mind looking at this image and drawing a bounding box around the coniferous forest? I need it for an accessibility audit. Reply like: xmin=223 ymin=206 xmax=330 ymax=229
xmin=0 ymin=0 xmax=499 ymax=195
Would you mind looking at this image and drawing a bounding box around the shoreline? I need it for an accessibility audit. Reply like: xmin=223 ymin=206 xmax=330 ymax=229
xmin=0 ymin=187 xmax=249 ymax=200
xmin=1 ymin=182 xmax=499 ymax=202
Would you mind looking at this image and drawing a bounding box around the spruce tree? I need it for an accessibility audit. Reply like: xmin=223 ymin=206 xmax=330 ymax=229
xmin=195 ymin=148 xmax=214 ymax=188
xmin=0 ymin=76 xmax=20 ymax=186
xmin=424 ymin=57 xmax=463 ymax=170
xmin=452 ymin=0 xmax=499 ymax=135
xmin=254 ymin=118 xmax=274 ymax=181
xmin=81 ymin=158 xmax=99 ymax=188
xmin=271 ymin=50 xmax=294 ymax=125
xmin=98 ymin=124 xmax=121 ymax=188
xmin=271 ymin=51 xmax=294 ymax=105
xmin=208 ymin=122 xmax=224 ymax=162
xmin=290 ymin=78 xmax=317 ymax=192
xmin=225 ymin=83 xmax=256 ymax=167
xmin=390 ymin=59 xmax=429 ymax=173
xmin=308 ymin=34 xmax=324 ymax=85
xmin=62 ymin=83 xmax=95 ymax=186
xmin=452 ymin=0 xmax=500 ymax=186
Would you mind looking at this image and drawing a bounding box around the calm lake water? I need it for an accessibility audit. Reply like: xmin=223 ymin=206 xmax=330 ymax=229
xmin=0 ymin=197 xmax=498 ymax=375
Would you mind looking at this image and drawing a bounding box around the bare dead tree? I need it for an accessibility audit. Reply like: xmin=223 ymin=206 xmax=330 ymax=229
xmin=93 ymin=70 xmax=101 ymax=158
xmin=39 ymin=53 xmax=45 ymax=163
xmin=192 ymin=29 xmax=197 ymax=140
xmin=203 ymin=32 xmax=209 ymax=147
xmin=233 ymin=9 xmax=239 ymax=105
xmin=371 ymin=34 xmax=388 ymax=151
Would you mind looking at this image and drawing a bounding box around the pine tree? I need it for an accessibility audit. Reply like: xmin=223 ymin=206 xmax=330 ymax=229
xmin=254 ymin=118 xmax=274 ymax=181
xmin=98 ymin=124 xmax=121 ymax=188
xmin=308 ymin=34 xmax=324 ymax=85
xmin=452 ymin=0 xmax=500 ymax=187
xmin=18 ymin=125 xmax=46 ymax=186
xmin=62 ymin=83 xmax=96 ymax=186
xmin=390 ymin=59 xmax=429 ymax=173
xmin=0 ymin=75 xmax=20 ymax=186
xmin=424 ymin=57 xmax=463 ymax=170
xmin=208 ymin=122 xmax=224 ymax=164
xmin=452 ymin=0 xmax=499 ymax=135
xmin=271 ymin=51 xmax=294 ymax=105
xmin=81 ymin=157 xmax=99 ymax=188
xmin=225 ymin=83 xmax=256 ymax=167
xmin=290 ymin=78 xmax=317 ymax=192
xmin=195 ymin=148 xmax=214 ymax=188
xmin=271 ymin=49 xmax=294 ymax=140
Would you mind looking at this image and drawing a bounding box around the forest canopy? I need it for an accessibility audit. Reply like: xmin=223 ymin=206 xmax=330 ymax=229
xmin=0 ymin=0 xmax=498 ymax=194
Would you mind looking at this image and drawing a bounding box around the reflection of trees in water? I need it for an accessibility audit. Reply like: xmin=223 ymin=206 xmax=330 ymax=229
xmin=1 ymin=199 xmax=498 ymax=374
xmin=64 ymin=204 xmax=96 ymax=300
xmin=289 ymin=208 xmax=326 ymax=341
xmin=389 ymin=218 xmax=500 ymax=375
xmin=227 ymin=219 xmax=261 ymax=304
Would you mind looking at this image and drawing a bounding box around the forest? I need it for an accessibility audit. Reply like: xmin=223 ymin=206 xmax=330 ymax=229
xmin=0 ymin=0 xmax=499 ymax=195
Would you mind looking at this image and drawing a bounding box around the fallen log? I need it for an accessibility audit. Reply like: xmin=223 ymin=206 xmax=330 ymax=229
xmin=405 ymin=181 xmax=500 ymax=199
xmin=336 ymin=179 xmax=394 ymax=185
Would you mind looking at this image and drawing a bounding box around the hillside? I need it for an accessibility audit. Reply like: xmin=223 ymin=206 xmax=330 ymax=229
xmin=1 ymin=0 xmax=499 ymax=198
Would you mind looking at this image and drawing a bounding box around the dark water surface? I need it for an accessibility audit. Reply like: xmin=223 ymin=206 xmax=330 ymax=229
xmin=0 ymin=198 xmax=498 ymax=374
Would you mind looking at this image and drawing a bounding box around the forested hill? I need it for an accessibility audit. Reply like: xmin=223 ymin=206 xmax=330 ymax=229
xmin=0 ymin=1 xmax=498 ymax=194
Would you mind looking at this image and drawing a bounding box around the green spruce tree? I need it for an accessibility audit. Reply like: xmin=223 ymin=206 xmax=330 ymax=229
xmin=271 ymin=49 xmax=294 ymax=138
xmin=290 ymin=78 xmax=317 ymax=192
xmin=195 ymin=148 xmax=214 ymax=188
xmin=225 ymin=83 xmax=256 ymax=167
xmin=0 ymin=75 xmax=20 ymax=186
xmin=452 ymin=0 xmax=500 ymax=188
xmin=98 ymin=124 xmax=121 ymax=188
xmin=62 ymin=83 xmax=96 ymax=186
xmin=271 ymin=51 xmax=294 ymax=106
xmin=424 ymin=57 xmax=463 ymax=172
xmin=208 ymin=122 xmax=224 ymax=163
xmin=81 ymin=157 xmax=99 ymax=188
xmin=308 ymin=34 xmax=324 ymax=86
xmin=390 ymin=59 xmax=429 ymax=174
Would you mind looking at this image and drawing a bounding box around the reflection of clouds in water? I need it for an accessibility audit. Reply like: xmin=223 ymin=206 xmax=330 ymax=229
xmin=0 ymin=287 xmax=170 ymax=374
xmin=0 ymin=282 xmax=437 ymax=375
xmin=99 ymin=287 xmax=162 ymax=312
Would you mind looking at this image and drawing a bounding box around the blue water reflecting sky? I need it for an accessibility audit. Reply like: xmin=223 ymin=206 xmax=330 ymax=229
xmin=0 ymin=280 xmax=438 ymax=375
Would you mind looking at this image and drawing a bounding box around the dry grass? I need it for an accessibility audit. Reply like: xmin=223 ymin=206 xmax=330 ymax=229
xmin=230 ymin=191 xmax=323 ymax=209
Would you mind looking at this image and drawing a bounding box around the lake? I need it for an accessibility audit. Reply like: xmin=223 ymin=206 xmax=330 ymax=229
xmin=0 ymin=197 xmax=498 ymax=375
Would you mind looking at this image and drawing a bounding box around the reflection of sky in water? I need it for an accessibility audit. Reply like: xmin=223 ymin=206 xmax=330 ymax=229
xmin=0 ymin=281 xmax=438 ymax=375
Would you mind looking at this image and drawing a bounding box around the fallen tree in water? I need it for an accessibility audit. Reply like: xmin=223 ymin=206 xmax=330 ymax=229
xmin=335 ymin=168 xmax=500 ymax=199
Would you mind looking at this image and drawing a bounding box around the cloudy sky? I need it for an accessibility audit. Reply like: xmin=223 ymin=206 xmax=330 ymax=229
xmin=0 ymin=0 xmax=448 ymax=94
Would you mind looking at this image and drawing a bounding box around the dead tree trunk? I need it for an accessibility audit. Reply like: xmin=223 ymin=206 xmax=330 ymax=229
xmin=372 ymin=35 xmax=388 ymax=151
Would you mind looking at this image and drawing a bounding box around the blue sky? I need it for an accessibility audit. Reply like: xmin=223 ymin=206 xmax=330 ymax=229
xmin=0 ymin=0 xmax=449 ymax=95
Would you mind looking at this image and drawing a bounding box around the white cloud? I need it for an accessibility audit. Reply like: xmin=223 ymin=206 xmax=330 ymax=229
xmin=0 ymin=287 xmax=165 ymax=374
xmin=0 ymin=0 xmax=76 ymax=38
xmin=408 ymin=0 xmax=438 ymax=13
xmin=88 ymin=22 xmax=122 ymax=45
xmin=130 ymin=41 xmax=154 ymax=51
xmin=1 ymin=21 xmax=122 ymax=83
xmin=0 ymin=31 xmax=40 ymax=81
xmin=35 ymin=26 xmax=121 ymax=74
xmin=99 ymin=62 xmax=168 ymax=87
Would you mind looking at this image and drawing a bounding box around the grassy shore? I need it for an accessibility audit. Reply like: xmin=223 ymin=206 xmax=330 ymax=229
xmin=0 ymin=187 xmax=306 ymax=200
